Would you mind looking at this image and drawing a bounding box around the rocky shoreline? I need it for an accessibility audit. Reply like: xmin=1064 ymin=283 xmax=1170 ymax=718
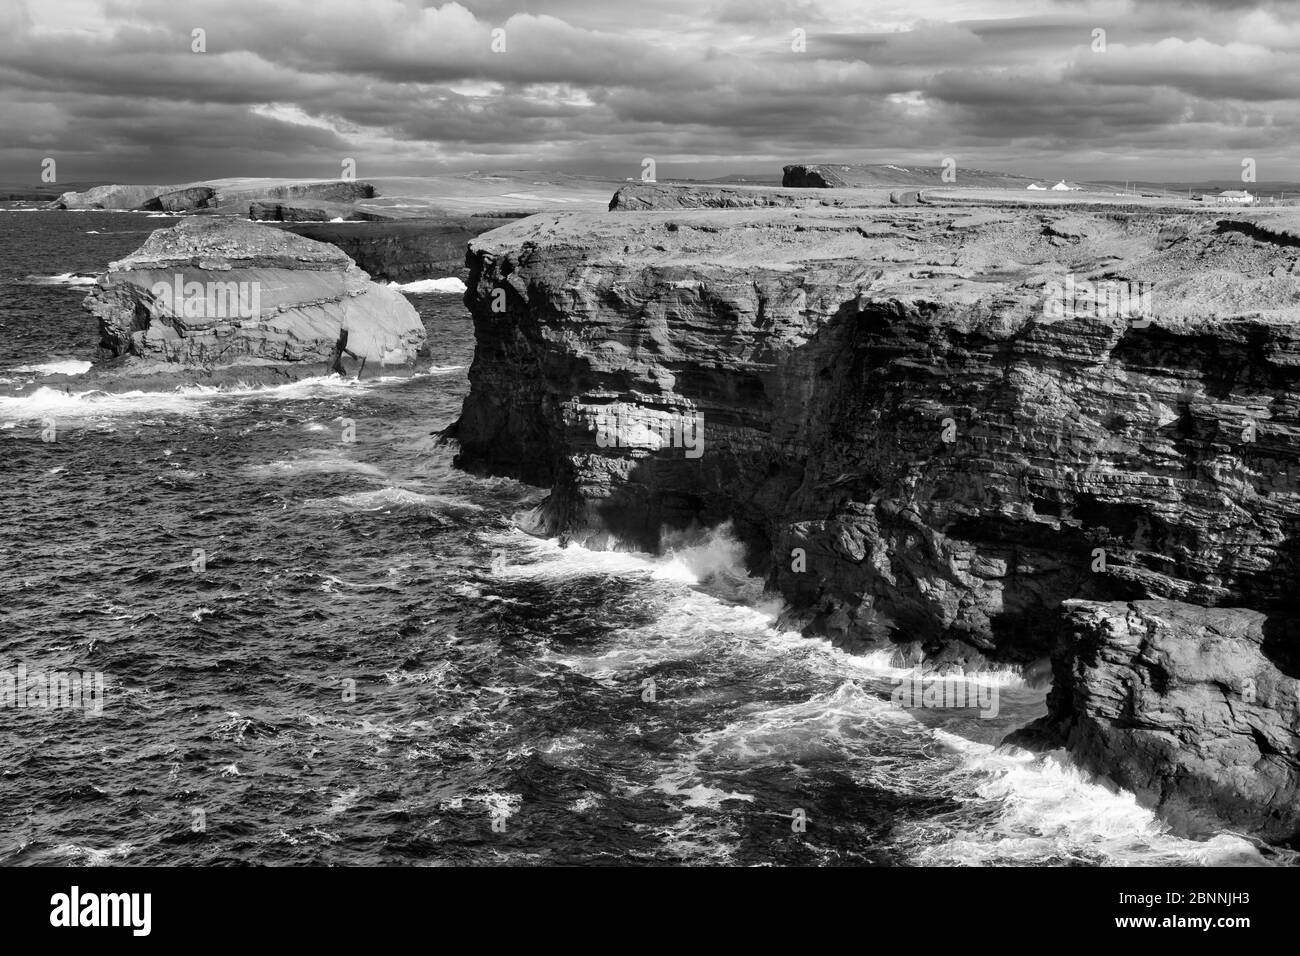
xmin=33 ymin=174 xmax=1300 ymax=844
xmin=449 ymin=191 xmax=1300 ymax=844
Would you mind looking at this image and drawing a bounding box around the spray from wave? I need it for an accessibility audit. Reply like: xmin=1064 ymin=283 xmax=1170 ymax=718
xmin=485 ymin=520 xmax=1272 ymax=866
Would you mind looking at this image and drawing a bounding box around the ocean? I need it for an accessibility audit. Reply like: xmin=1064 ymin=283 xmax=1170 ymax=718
xmin=0 ymin=210 xmax=1284 ymax=866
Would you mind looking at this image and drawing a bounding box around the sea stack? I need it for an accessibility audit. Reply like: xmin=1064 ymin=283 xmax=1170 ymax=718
xmin=84 ymin=217 xmax=426 ymax=382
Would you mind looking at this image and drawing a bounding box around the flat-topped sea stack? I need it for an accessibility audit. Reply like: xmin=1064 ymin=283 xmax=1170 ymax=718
xmin=84 ymin=217 xmax=425 ymax=385
xmin=450 ymin=185 xmax=1300 ymax=843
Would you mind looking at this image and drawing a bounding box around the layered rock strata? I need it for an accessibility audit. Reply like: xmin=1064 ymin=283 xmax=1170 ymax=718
xmin=85 ymin=217 xmax=425 ymax=379
xmin=1011 ymin=600 xmax=1300 ymax=841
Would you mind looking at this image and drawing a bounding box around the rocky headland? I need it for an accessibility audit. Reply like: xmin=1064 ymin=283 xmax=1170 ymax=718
xmin=782 ymin=162 xmax=1044 ymax=189
xmin=449 ymin=189 xmax=1300 ymax=844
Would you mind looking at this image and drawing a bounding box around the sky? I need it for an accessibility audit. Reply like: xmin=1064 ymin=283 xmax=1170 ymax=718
xmin=1 ymin=0 xmax=1297 ymax=183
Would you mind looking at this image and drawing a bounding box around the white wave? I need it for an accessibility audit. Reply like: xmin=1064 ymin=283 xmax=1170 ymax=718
xmin=307 ymin=486 xmax=483 ymax=512
xmin=391 ymin=277 xmax=467 ymax=294
xmin=483 ymin=524 xmax=792 ymax=683
xmin=693 ymin=681 xmax=916 ymax=763
xmin=54 ymin=842 xmax=135 ymax=865
xmin=835 ymin=649 xmax=1030 ymax=688
xmin=24 ymin=272 xmax=97 ymax=286
xmin=495 ymin=520 xmax=1271 ymax=866
xmin=898 ymin=736 xmax=1266 ymax=866
xmin=244 ymin=455 xmax=387 ymax=479
xmin=325 ymin=787 xmax=362 ymax=817
xmin=796 ymin=629 xmax=1267 ymax=865
xmin=10 ymin=359 xmax=93 ymax=376
xmin=0 ymin=386 xmax=210 ymax=421
xmin=652 ymin=774 xmax=755 ymax=808
xmin=441 ymin=791 xmax=522 ymax=820
xmin=0 ymin=373 xmax=415 ymax=423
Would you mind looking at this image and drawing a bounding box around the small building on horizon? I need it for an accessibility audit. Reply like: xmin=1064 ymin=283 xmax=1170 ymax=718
xmin=1216 ymin=189 xmax=1254 ymax=205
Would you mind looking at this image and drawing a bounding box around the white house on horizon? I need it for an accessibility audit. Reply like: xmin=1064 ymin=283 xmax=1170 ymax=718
xmin=1051 ymin=180 xmax=1078 ymax=191
xmin=1217 ymin=189 xmax=1254 ymax=204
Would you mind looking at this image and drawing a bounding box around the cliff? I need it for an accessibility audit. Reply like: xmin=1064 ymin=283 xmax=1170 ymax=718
xmin=84 ymin=218 xmax=425 ymax=382
xmin=50 ymin=179 xmax=375 ymax=212
xmin=450 ymin=199 xmax=1300 ymax=841
xmin=50 ymin=184 xmax=172 ymax=210
xmin=283 ymin=215 xmax=526 ymax=282
xmin=249 ymin=200 xmax=393 ymax=222
xmin=783 ymin=163 xmax=1040 ymax=189
xmin=1011 ymin=600 xmax=1300 ymax=842
xmin=609 ymin=182 xmax=895 ymax=210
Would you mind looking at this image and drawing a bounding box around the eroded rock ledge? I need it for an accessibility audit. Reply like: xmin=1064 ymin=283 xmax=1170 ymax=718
xmin=451 ymin=200 xmax=1300 ymax=841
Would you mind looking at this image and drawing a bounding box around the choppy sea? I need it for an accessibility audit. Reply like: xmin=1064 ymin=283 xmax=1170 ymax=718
xmin=0 ymin=210 xmax=1285 ymax=866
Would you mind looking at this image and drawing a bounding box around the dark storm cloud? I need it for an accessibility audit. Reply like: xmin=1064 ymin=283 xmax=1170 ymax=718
xmin=0 ymin=0 xmax=1295 ymax=182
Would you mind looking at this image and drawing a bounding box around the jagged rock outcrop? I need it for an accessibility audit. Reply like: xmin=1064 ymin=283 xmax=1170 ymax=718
xmin=451 ymin=200 xmax=1300 ymax=840
xmin=1011 ymin=600 xmax=1300 ymax=842
xmin=85 ymin=217 xmax=424 ymax=378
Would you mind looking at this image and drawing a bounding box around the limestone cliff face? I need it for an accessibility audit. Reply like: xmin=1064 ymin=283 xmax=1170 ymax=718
xmin=452 ymin=202 xmax=1300 ymax=839
xmin=85 ymin=218 xmax=425 ymax=377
